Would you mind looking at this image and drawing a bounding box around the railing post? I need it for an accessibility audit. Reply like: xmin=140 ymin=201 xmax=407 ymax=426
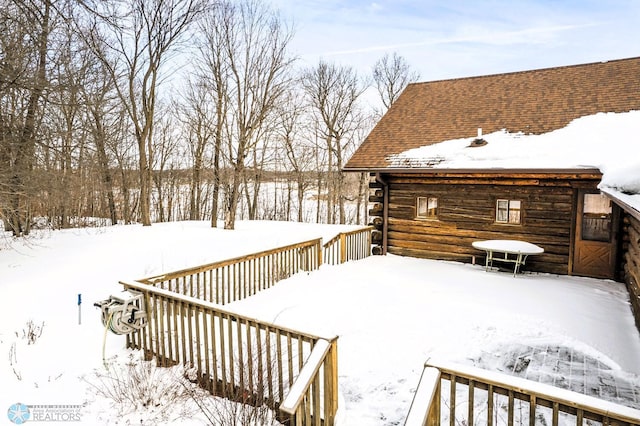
xmin=327 ymin=338 xmax=339 ymax=423
xmin=427 ymin=380 xmax=440 ymax=426
xmin=142 ymin=290 xmax=153 ymax=360
xmin=340 ymin=233 xmax=346 ymax=264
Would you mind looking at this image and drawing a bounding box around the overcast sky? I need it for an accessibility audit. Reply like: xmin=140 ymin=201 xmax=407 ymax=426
xmin=272 ymin=0 xmax=640 ymax=83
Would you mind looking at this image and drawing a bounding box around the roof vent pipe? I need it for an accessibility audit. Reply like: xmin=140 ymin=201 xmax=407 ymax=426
xmin=469 ymin=127 xmax=488 ymax=147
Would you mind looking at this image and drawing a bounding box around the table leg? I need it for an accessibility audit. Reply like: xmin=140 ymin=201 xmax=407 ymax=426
xmin=513 ymin=253 xmax=529 ymax=276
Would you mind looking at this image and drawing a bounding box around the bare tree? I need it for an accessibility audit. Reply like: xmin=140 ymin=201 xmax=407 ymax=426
xmin=243 ymin=129 xmax=272 ymax=220
xmin=372 ymin=52 xmax=420 ymax=112
xmin=350 ymin=121 xmax=376 ymax=224
xmin=152 ymin=109 xmax=180 ymax=222
xmin=81 ymin=57 xmax=120 ymax=226
xmin=193 ymin=21 xmax=231 ymax=227
xmin=199 ymin=0 xmax=294 ymax=230
xmin=302 ymin=60 xmax=366 ymax=224
xmin=176 ymin=78 xmax=216 ymax=221
xmin=0 ymin=0 xmax=52 ymax=236
xmin=196 ymin=5 xmax=230 ymax=228
xmin=81 ymin=0 xmax=206 ymax=226
xmin=45 ymin=11 xmax=96 ymax=229
xmin=277 ymin=88 xmax=314 ymax=222
xmin=110 ymin=117 xmax=138 ymax=224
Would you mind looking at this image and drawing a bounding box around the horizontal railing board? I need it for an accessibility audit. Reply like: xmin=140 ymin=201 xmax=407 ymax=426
xmin=322 ymin=226 xmax=374 ymax=248
xmin=323 ymin=226 xmax=373 ymax=265
xmin=139 ymin=238 xmax=322 ymax=284
xmin=280 ymin=339 xmax=332 ymax=414
xmin=404 ymin=367 xmax=441 ymax=426
xmin=120 ymin=279 xmax=335 ymax=343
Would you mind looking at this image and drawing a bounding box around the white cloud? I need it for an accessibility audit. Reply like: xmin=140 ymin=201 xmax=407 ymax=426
xmin=319 ymin=22 xmax=599 ymax=57
xmin=281 ymin=1 xmax=640 ymax=82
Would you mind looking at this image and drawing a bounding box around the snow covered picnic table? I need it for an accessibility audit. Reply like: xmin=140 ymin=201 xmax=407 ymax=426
xmin=472 ymin=239 xmax=544 ymax=276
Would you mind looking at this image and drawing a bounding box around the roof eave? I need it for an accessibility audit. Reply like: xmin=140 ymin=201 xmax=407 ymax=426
xmin=601 ymin=187 xmax=640 ymax=221
xmin=342 ymin=167 xmax=603 ymax=175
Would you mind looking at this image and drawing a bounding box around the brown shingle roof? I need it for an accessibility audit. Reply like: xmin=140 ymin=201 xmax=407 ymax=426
xmin=345 ymin=57 xmax=640 ymax=170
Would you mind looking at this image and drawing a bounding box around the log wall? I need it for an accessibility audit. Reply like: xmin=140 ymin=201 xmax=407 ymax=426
xmin=622 ymin=214 xmax=640 ymax=330
xmin=370 ymin=172 xmax=602 ymax=275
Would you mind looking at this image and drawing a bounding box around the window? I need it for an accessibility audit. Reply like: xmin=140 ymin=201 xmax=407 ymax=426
xmin=417 ymin=197 xmax=438 ymax=219
xmin=496 ymin=199 xmax=521 ymax=224
xmin=581 ymin=193 xmax=611 ymax=242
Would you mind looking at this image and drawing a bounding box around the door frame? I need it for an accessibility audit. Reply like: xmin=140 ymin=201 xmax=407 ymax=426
xmin=571 ymin=190 xmax=620 ymax=279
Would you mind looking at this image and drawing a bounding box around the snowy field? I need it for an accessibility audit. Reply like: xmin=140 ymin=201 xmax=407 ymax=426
xmin=1 ymin=220 xmax=640 ymax=425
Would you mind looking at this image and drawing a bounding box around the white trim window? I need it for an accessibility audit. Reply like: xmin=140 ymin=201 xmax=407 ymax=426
xmin=417 ymin=197 xmax=438 ymax=219
xmin=496 ymin=199 xmax=521 ymax=224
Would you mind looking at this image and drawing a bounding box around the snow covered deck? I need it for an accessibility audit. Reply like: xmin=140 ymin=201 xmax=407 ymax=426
xmin=228 ymin=255 xmax=640 ymax=425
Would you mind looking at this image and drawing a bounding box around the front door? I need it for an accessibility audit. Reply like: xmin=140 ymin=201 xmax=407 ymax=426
xmin=572 ymin=191 xmax=618 ymax=279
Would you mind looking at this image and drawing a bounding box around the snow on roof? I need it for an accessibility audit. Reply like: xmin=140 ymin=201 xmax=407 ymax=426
xmin=388 ymin=111 xmax=639 ymax=186
xmin=387 ymin=110 xmax=640 ymax=210
xmin=600 ymin=187 xmax=640 ymax=221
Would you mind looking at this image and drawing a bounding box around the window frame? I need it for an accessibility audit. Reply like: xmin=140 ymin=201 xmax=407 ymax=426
xmin=495 ymin=198 xmax=522 ymax=225
xmin=416 ymin=196 xmax=438 ymax=220
xmin=580 ymin=193 xmax=612 ymax=242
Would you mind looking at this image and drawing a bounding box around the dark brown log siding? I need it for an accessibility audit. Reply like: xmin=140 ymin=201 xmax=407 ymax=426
xmin=622 ymin=214 xmax=640 ymax=330
xmin=380 ymin=173 xmax=601 ymax=275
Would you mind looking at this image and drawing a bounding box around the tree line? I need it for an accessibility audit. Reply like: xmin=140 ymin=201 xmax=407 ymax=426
xmin=0 ymin=0 xmax=419 ymax=236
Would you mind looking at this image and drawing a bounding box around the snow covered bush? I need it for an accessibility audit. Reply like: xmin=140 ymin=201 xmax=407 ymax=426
xmin=184 ymin=387 xmax=281 ymax=426
xmin=6 ymin=320 xmax=46 ymax=381
xmin=179 ymin=339 xmax=284 ymax=426
xmin=84 ymin=351 xmax=282 ymax=425
xmin=83 ymin=353 xmax=197 ymax=424
xmin=20 ymin=319 xmax=45 ymax=345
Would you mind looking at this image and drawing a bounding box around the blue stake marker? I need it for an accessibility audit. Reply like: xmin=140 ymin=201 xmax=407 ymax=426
xmin=78 ymin=293 xmax=82 ymax=325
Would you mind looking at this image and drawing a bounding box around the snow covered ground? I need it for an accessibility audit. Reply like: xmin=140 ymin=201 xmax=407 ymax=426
xmin=1 ymin=220 xmax=639 ymax=425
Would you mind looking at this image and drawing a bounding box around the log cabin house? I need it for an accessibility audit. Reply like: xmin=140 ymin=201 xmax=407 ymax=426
xmin=344 ymin=57 xmax=640 ymax=328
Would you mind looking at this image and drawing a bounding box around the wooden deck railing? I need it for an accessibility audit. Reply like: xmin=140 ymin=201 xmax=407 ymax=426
xmin=279 ymin=339 xmax=339 ymax=425
xmin=120 ymin=279 xmax=339 ymax=424
xmin=323 ymin=226 xmax=373 ymax=265
xmin=136 ymin=227 xmax=372 ymax=307
xmin=405 ymin=359 xmax=640 ymax=426
xmin=116 ymin=230 xmax=373 ymax=424
xmin=137 ymin=238 xmax=323 ymax=305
